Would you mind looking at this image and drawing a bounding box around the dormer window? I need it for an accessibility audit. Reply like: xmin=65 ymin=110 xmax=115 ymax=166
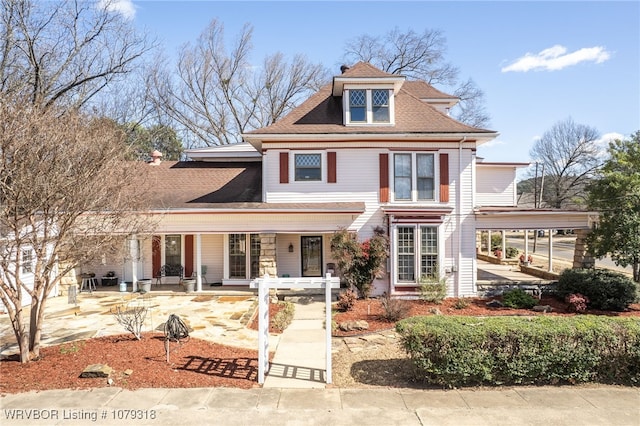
xmin=372 ymin=89 xmax=389 ymax=122
xmin=349 ymin=90 xmax=366 ymax=122
xmin=345 ymin=88 xmax=393 ymax=125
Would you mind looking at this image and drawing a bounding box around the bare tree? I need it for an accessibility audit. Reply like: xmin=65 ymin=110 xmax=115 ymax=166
xmin=343 ymin=27 xmax=491 ymax=128
xmin=530 ymin=117 xmax=602 ymax=209
xmin=0 ymin=0 xmax=155 ymax=110
xmin=152 ymin=19 xmax=329 ymax=147
xmin=0 ymin=97 xmax=157 ymax=363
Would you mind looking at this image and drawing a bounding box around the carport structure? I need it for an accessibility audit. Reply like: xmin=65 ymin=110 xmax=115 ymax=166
xmin=474 ymin=207 xmax=599 ymax=272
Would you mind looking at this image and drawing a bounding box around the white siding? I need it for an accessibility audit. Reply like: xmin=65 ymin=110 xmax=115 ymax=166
xmin=476 ymin=166 xmax=517 ymax=207
xmin=200 ymin=234 xmax=224 ymax=284
xmin=276 ymin=233 xmax=339 ymax=279
xmin=459 ymin=150 xmax=477 ymax=296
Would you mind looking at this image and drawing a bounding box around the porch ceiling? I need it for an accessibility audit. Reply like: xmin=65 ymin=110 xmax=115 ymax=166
xmin=474 ymin=207 xmax=598 ymax=230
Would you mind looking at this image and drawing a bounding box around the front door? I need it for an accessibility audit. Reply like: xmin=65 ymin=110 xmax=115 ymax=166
xmin=301 ymin=236 xmax=322 ymax=277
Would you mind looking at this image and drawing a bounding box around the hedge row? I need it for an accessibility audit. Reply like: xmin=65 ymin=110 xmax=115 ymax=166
xmin=396 ymin=315 xmax=640 ymax=387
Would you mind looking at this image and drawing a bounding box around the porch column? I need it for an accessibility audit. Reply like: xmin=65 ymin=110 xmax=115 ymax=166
xmin=548 ymin=229 xmax=554 ymax=272
xmin=573 ymin=229 xmax=595 ymax=269
xmin=487 ymin=230 xmax=492 ymax=254
xmin=259 ymin=233 xmax=277 ymax=277
xmin=130 ymin=237 xmax=138 ymax=292
xmin=196 ymin=234 xmax=202 ymax=292
xmin=524 ymin=229 xmax=529 ymax=260
xmin=500 ymin=230 xmax=506 ymax=259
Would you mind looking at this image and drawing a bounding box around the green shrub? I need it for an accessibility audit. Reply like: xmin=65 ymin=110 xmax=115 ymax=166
xmin=505 ymin=247 xmax=519 ymax=259
xmin=490 ymin=234 xmax=502 ymax=251
xmin=453 ymin=298 xmax=470 ymax=310
xmin=396 ymin=315 xmax=640 ymax=387
xmin=379 ymin=294 xmax=410 ymax=322
xmin=418 ymin=273 xmax=447 ymax=304
xmin=502 ymin=288 xmax=538 ymax=309
xmin=556 ymin=269 xmax=637 ymax=311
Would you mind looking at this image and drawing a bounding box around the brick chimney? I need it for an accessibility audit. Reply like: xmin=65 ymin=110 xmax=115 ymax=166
xmin=148 ymin=150 xmax=162 ymax=166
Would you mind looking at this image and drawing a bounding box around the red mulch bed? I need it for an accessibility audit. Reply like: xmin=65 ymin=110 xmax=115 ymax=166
xmin=332 ymin=296 xmax=640 ymax=337
xmin=0 ymin=333 xmax=263 ymax=394
xmin=247 ymin=301 xmax=287 ymax=334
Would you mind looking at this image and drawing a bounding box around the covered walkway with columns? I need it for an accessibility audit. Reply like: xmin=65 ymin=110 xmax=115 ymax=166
xmin=474 ymin=208 xmax=599 ymax=274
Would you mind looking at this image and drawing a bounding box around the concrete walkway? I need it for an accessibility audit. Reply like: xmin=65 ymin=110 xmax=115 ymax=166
xmin=2 ymin=385 xmax=638 ymax=425
xmin=263 ymin=295 xmax=328 ymax=388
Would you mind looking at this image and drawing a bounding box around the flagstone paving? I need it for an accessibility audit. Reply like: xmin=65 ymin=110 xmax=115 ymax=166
xmin=0 ymin=290 xmax=271 ymax=358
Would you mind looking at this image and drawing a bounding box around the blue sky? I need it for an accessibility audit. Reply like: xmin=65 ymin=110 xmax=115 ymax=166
xmin=107 ymin=1 xmax=639 ymax=169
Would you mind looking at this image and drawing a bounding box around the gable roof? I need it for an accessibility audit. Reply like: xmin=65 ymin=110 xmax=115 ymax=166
xmin=338 ymin=62 xmax=398 ymax=78
xmin=401 ymin=80 xmax=457 ymax=100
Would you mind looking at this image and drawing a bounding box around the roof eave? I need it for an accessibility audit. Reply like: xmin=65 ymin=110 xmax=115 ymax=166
xmin=332 ymin=75 xmax=406 ymax=96
xmin=243 ymin=132 xmax=499 ymax=150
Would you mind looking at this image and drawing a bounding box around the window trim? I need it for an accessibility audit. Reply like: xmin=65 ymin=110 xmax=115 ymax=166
xmin=344 ymin=87 xmax=395 ymax=126
xmin=226 ymin=233 xmax=261 ymax=280
xmin=391 ymin=152 xmax=439 ymax=203
xmin=289 ymin=151 xmax=326 ymax=183
xmin=163 ymin=235 xmax=182 ymax=274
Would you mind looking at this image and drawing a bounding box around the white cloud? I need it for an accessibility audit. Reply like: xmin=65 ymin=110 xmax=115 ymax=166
xmin=479 ymin=138 xmax=506 ymax=149
xmin=98 ymin=0 xmax=136 ymax=20
xmin=594 ymin=132 xmax=624 ymax=158
xmin=502 ymin=45 xmax=611 ymax=72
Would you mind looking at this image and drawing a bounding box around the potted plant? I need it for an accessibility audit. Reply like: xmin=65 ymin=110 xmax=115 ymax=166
xmin=138 ymin=279 xmax=152 ymax=293
xmin=102 ymin=271 xmax=118 ymax=286
xmin=519 ymin=254 xmax=533 ymax=266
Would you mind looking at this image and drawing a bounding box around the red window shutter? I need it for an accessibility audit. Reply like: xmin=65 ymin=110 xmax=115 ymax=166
xmin=379 ymin=153 xmax=389 ymax=203
xmin=152 ymin=236 xmax=161 ymax=278
xmin=440 ymin=153 xmax=449 ymax=203
xmin=328 ymin=151 xmax=337 ymax=183
xmin=184 ymin=235 xmax=194 ymax=277
xmin=279 ymin=152 xmax=289 ymax=183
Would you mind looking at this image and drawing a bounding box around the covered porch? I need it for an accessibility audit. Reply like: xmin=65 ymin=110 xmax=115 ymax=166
xmin=474 ymin=207 xmax=599 ymax=275
xmin=85 ymin=203 xmax=365 ymax=293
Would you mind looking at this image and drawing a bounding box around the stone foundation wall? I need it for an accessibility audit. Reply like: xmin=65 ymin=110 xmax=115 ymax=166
xmin=519 ymin=264 xmax=560 ymax=280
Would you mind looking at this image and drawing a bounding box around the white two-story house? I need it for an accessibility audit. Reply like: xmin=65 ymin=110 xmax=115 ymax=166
xmin=91 ymin=62 xmax=595 ymax=297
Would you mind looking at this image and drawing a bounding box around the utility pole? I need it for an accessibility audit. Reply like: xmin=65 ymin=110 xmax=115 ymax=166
xmin=533 ymin=163 xmax=539 ymax=253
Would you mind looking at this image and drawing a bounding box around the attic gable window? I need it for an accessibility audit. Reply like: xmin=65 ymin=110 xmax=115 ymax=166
xmin=345 ymin=88 xmax=393 ymax=125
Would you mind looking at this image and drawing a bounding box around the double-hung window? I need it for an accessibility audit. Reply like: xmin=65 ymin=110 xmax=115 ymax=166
xmin=395 ymin=225 xmax=439 ymax=284
xmin=393 ymin=153 xmax=435 ymax=202
xmin=294 ymin=153 xmax=322 ymax=181
xmin=346 ymin=88 xmax=392 ymax=124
